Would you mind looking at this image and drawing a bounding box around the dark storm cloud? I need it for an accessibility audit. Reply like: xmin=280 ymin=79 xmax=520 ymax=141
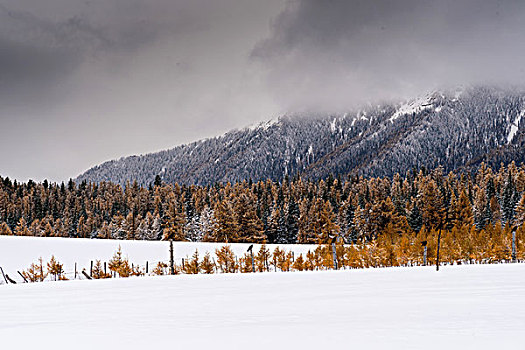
xmin=0 ymin=0 xmax=280 ymax=108
xmin=0 ymin=8 xmax=74 ymax=99
xmin=0 ymin=38 xmax=74 ymax=87
xmin=253 ymin=0 xmax=525 ymax=112
xmin=0 ymin=2 xmax=161 ymax=95
xmin=0 ymin=0 xmax=282 ymax=182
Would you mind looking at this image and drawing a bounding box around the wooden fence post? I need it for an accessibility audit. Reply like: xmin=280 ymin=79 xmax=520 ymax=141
xmin=18 ymin=271 xmax=28 ymax=283
xmin=169 ymin=239 xmax=175 ymax=275
xmin=512 ymin=227 xmax=517 ymax=263
xmin=331 ymin=242 xmax=338 ymax=270
xmin=421 ymin=241 xmax=428 ymax=266
xmin=247 ymin=245 xmax=255 ymax=273
xmin=90 ymin=261 xmax=93 ymax=277
xmin=0 ymin=267 xmax=9 ymax=284
xmin=146 ymin=261 xmax=149 ymax=274
xmin=436 ymin=228 xmax=442 ymax=271
xmin=74 ymin=263 xmax=77 ymax=279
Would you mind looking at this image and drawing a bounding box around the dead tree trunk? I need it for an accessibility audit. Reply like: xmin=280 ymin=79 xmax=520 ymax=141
xmin=82 ymin=270 xmax=92 ymax=280
xmin=5 ymin=274 xmax=16 ymax=284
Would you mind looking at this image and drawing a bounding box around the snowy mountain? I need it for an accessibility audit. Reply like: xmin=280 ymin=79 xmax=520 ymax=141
xmin=76 ymin=86 xmax=525 ymax=185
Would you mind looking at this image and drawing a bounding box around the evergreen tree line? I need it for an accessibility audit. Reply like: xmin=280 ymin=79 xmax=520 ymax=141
xmin=1 ymin=163 xmax=525 ymax=260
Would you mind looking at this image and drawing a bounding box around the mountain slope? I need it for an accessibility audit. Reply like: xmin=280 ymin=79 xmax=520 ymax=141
xmin=76 ymin=86 xmax=525 ymax=185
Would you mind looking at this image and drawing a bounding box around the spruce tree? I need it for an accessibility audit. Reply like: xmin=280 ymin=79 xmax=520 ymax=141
xmin=266 ymin=207 xmax=281 ymax=243
xmin=154 ymin=175 xmax=162 ymax=187
xmin=501 ymin=172 xmax=518 ymax=225
xmin=285 ymin=198 xmax=299 ymax=243
xmin=407 ymin=203 xmax=423 ymax=234
xmin=344 ymin=203 xmax=357 ymax=243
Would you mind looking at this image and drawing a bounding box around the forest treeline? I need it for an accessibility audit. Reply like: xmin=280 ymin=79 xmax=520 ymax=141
xmin=1 ymin=163 xmax=525 ymax=261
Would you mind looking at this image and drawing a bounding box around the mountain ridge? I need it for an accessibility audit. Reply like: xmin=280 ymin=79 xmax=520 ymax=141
xmin=76 ymin=85 xmax=525 ymax=186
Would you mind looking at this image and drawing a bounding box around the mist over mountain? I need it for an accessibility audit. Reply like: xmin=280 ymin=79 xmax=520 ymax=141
xmin=76 ymin=86 xmax=525 ymax=186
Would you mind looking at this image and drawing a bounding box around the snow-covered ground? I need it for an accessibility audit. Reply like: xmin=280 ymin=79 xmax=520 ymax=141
xmin=0 ymin=263 xmax=523 ymax=349
xmin=389 ymin=91 xmax=435 ymax=123
xmin=507 ymin=109 xmax=524 ymax=143
xmin=0 ymin=236 xmax=318 ymax=281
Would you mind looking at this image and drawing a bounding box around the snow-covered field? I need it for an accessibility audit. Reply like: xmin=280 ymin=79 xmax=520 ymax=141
xmin=0 ymin=263 xmax=523 ymax=349
xmin=1 ymin=236 xmax=524 ymax=349
xmin=0 ymin=236 xmax=317 ymax=281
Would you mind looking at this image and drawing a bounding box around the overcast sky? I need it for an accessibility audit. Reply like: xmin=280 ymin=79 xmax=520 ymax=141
xmin=1 ymin=0 xmax=524 ymax=182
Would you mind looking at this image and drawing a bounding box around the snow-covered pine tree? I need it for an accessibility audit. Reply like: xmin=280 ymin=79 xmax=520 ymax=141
xmin=199 ymin=206 xmax=215 ymax=242
xmin=514 ymin=192 xmax=525 ymax=227
xmin=110 ymin=215 xmax=127 ymax=240
xmin=185 ymin=214 xmax=201 ymax=242
xmin=473 ymin=187 xmax=487 ymax=230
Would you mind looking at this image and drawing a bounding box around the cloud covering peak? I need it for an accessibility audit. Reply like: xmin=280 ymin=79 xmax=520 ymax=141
xmin=253 ymin=0 xmax=525 ymax=112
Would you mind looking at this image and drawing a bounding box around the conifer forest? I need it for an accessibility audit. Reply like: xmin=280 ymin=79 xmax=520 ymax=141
xmin=2 ymin=162 xmax=525 ymax=268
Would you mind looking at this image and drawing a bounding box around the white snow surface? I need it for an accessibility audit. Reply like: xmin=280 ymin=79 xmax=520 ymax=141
xmin=507 ymin=109 xmax=524 ymax=144
xmin=330 ymin=118 xmax=337 ymax=132
xmin=389 ymin=92 xmax=435 ymax=123
xmin=0 ymin=259 xmax=524 ymax=349
xmin=246 ymin=116 xmax=280 ymax=131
